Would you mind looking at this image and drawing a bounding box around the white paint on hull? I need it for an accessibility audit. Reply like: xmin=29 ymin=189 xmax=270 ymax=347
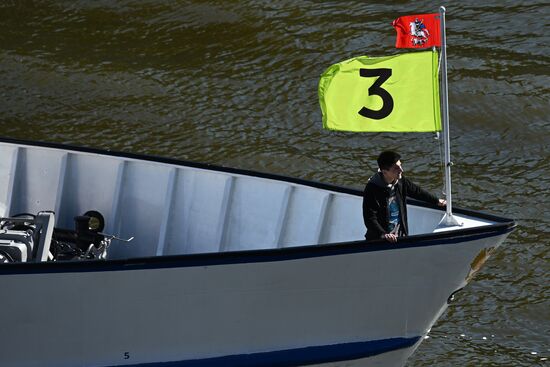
xmin=1 ymin=234 xmax=508 ymax=367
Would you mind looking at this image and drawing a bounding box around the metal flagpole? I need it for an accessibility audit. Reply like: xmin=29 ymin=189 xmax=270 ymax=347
xmin=439 ymin=6 xmax=460 ymax=226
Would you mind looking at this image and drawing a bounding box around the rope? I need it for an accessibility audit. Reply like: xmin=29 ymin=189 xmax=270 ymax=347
xmin=435 ymin=132 xmax=446 ymax=196
xmin=435 ymin=45 xmax=446 ymax=196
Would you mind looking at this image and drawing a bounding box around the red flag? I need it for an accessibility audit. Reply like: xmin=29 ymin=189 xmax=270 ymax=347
xmin=392 ymin=13 xmax=441 ymax=48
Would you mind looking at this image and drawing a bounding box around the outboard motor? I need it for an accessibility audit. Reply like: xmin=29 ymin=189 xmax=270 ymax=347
xmin=0 ymin=212 xmax=55 ymax=263
xmin=0 ymin=210 xmax=131 ymax=262
xmin=0 ymin=215 xmax=36 ymax=262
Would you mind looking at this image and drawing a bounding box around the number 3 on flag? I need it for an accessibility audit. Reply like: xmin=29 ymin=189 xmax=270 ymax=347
xmin=358 ymin=68 xmax=394 ymax=120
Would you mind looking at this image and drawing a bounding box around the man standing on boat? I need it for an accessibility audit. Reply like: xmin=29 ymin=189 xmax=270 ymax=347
xmin=363 ymin=151 xmax=446 ymax=243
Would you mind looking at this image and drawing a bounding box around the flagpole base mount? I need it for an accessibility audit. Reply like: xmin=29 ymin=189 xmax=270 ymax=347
xmin=437 ymin=213 xmax=462 ymax=228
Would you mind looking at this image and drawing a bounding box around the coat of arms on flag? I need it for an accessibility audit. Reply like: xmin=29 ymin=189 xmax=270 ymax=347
xmin=392 ymin=13 xmax=441 ymax=48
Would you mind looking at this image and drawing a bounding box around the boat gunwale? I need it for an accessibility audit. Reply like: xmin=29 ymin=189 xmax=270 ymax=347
xmin=0 ymin=224 xmax=514 ymax=275
xmin=0 ymin=137 xmax=516 ymax=275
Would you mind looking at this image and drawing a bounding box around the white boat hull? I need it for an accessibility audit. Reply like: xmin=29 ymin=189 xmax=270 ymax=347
xmin=1 ymin=232 xmax=510 ymax=366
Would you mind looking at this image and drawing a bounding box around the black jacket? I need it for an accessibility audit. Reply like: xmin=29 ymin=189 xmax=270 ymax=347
xmin=362 ymin=172 xmax=439 ymax=240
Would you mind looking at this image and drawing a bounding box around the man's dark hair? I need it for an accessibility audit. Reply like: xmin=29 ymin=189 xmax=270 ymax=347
xmin=377 ymin=151 xmax=401 ymax=170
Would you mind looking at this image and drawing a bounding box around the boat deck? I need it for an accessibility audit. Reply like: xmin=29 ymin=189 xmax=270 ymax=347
xmin=0 ymin=141 xmax=499 ymax=260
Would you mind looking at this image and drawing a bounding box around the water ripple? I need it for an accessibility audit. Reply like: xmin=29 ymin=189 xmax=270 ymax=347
xmin=0 ymin=1 xmax=549 ymax=366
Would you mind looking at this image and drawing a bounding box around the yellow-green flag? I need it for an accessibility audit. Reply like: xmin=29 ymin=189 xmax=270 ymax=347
xmin=319 ymin=50 xmax=441 ymax=132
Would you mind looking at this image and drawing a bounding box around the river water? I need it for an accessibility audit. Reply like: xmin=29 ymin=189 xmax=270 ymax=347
xmin=0 ymin=1 xmax=548 ymax=366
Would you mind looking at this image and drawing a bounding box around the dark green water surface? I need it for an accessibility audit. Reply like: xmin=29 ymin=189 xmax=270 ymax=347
xmin=0 ymin=1 xmax=548 ymax=366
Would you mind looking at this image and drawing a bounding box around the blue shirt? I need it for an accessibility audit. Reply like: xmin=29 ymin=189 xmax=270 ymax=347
xmin=387 ymin=186 xmax=400 ymax=234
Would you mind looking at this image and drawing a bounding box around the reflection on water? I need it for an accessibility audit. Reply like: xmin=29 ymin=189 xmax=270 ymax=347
xmin=0 ymin=1 xmax=548 ymax=365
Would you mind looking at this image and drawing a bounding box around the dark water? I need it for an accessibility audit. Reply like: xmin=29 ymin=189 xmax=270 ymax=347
xmin=1 ymin=1 xmax=548 ymax=365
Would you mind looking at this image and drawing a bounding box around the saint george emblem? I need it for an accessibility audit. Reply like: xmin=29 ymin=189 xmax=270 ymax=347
xmin=409 ymin=18 xmax=430 ymax=46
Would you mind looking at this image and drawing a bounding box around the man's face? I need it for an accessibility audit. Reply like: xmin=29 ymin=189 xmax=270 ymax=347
xmin=382 ymin=160 xmax=403 ymax=183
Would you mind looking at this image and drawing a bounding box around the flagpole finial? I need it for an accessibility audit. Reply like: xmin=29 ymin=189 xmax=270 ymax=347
xmin=440 ymin=6 xmax=446 ymax=13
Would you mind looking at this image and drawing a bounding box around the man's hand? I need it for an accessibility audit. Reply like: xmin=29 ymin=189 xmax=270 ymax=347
xmin=383 ymin=233 xmax=398 ymax=243
xmin=438 ymin=198 xmax=446 ymax=207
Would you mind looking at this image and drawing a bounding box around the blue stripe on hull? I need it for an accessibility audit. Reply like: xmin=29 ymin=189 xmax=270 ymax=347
xmin=107 ymin=337 xmax=420 ymax=367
